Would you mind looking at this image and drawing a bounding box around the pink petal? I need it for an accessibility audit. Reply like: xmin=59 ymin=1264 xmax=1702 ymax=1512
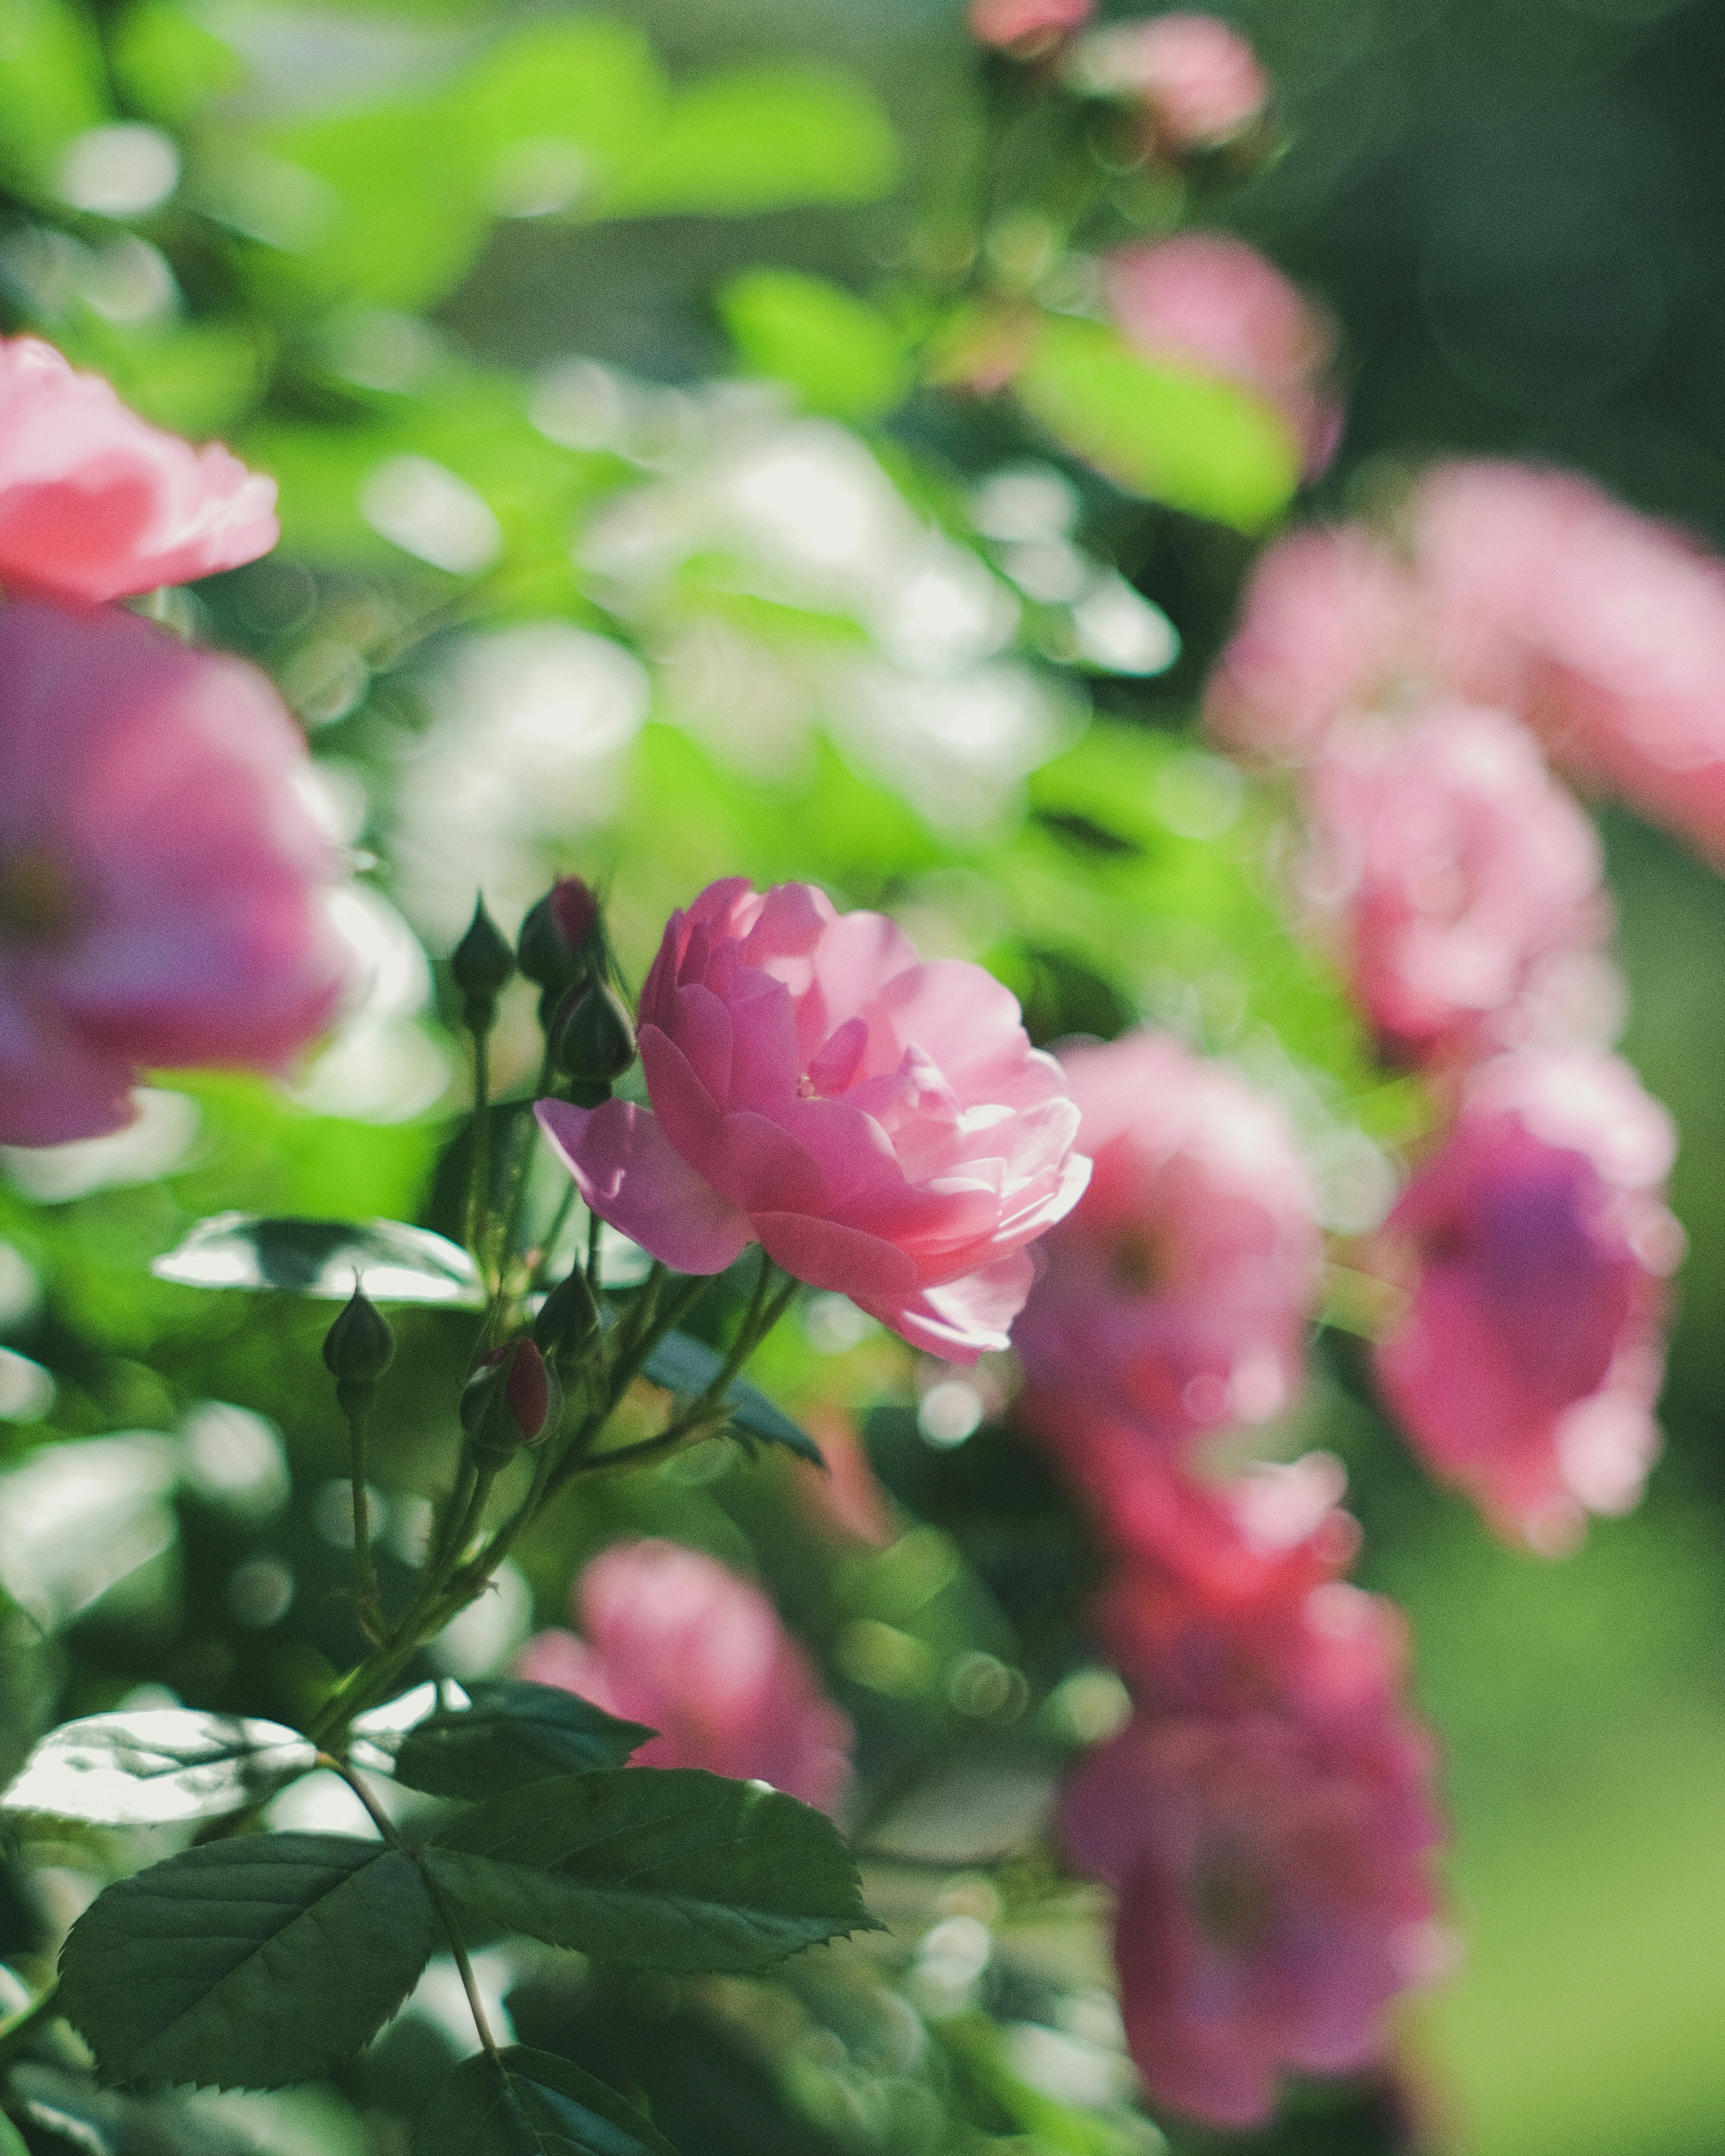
xmin=536 ymin=1097 xmax=754 ymax=1275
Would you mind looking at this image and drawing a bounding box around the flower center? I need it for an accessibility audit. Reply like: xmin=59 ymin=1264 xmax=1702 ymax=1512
xmin=0 ymin=847 xmax=81 ymax=947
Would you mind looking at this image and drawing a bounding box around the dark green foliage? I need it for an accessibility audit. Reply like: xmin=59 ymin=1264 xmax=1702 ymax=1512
xmin=58 ymin=1835 xmax=438 ymax=2089
xmin=641 ymin=1333 xmax=823 ymax=1465
xmin=391 ymin=1683 xmax=654 ymax=1801
xmin=414 ymin=2046 xmax=677 ymax=2156
xmin=426 ymin=1768 xmax=878 ymax=1972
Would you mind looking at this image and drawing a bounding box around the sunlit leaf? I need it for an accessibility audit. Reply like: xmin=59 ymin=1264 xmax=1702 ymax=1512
xmin=416 ymin=2046 xmax=676 ymax=2156
xmin=594 ymin=64 xmax=898 ymax=217
xmin=59 ymin=1835 xmax=438 ymax=2090
xmin=110 ymin=0 xmax=242 ymax=126
xmin=3 ymin=1711 xmax=316 ymax=1826
xmin=459 ymin=15 xmax=666 ymax=215
xmin=426 ymin=1767 xmax=879 ymax=1971
xmin=390 ymin=1682 xmax=653 ymax=1801
xmin=150 ymin=1213 xmax=481 ymax=1304
xmin=641 ymin=1331 xmax=824 ymax=1465
xmin=1013 ymin=314 xmax=1300 ymax=533
xmin=0 ymin=1434 xmax=179 ymax=1634
xmin=720 ymin=268 xmax=910 ymax=420
xmin=0 ymin=0 xmax=110 ymax=195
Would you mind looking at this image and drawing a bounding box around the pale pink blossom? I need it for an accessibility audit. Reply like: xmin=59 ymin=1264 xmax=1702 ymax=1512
xmin=517 ymin=1538 xmax=852 ymax=1813
xmin=1300 ymin=702 xmax=1611 ymax=1066
xmin=537 ymin=879 xmax=1089 ymax=1362
xmin=1069 ymin=14 xmax=1269 ymax=148
xmin=0 ymin=601 xmax=348 ymax=1145
xmin=968 ymin=0 xmax=1092 ymax=52
xmin=1372 ymin=1049 xmax=1682 ymax=1552
xmin=1105 ymin=237 xmax=1342 ymax=480
xmin=0 ymin=339 xmax=277 ymax=604
xmin=1203 ymin=524 xmax=1421 ymax=759
xmin=1059 ymin=1707 xmax=1446 ymax=2128
xmin=1013 ymin=1031 xmax=1320 ymax=1439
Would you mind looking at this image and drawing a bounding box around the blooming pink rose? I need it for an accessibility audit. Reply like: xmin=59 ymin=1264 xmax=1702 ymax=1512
xmin=1300 ymin=703 xmax=1611 ymax=1067
xmin=516 ymin=1538 xmax=853 ymax=1813
xmin=1058 ymin=1707 xmax=1446 ymax=2127
xmin=1105 ymin=237 xmax=1343 ymax=480
xmin=0 ymin=339 xmax=278 ymax=604
xmin=968 ymin=0 xmax=1092 ymax=53
xmin=1069 ymin=14 xmax=1269 ymax=148
xmin=1013 ymin=1031 xmax=1320 ymax=1439
xmin=1372 ymin=1050 xmax=1682 ymax=1552
xmin=537 ymin=879 xmax=1089 ymax=1361
xmin=0 ymin=601 xmax=349 ymax=1144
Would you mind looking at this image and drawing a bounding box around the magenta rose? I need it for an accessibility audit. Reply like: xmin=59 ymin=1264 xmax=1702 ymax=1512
xmin=517 ymin=1538 xmax=852 ymax=1814
xmin=537 ymin=877 xmax=1089 ymax=1360
xmin=0 ymin=600 xmax=349 ymax=1144
xmin=0 ymin=339 xmax=278 ymax=604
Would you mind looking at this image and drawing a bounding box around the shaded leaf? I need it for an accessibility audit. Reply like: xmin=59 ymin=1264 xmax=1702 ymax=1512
xmin=59 ymin=1835 xmax=438 ymax=2089
xmin=1014 ymin=314 xmax=1299 ymax=533
xmin=415 ymin=2045 xmax=676 ymax=2156
xmin=641 ymin=1333 xmax=823 ymax=1466
xmin=719 ymin=269 xmax=910 ymax=421
xmin=150 ymin=1214 xmax=481 ymax=1305
xmin=3 ymin=1711 xmax=315 ymax=1826
xmin=426 ymin=1767 xmax=877 ymax=1972
xmin=392 ymin=1682 xmax=654 ymax=1801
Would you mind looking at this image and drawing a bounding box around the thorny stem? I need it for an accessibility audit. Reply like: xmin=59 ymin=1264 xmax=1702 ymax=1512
xmin=464 ymin=1028 xmax=491 ymax=1265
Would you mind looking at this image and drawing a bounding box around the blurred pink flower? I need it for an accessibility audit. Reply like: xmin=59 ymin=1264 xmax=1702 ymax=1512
xmin=1070 ymin=14 xmax=1269 ymax=148
xmin=968 ymin=0 xmax=1092 ymax=52
xmin=1203 ymin=524 xmax=1421 ymax=760
xmin=538 ymin=878 xmax=1089 ymax=1362
xmin=1300 ymin=702 xmax=1612 ymax=1067
xmin=1372 ymin=1049 xmax=1682 ymax=1552
xmin=1059 ymin=1707 xmax=1446 ymax=2128
xmin=0 ymin=600 xmax=348 ymax=1145
xmin=1013 ymin=1031 xmax=1320 ymax=1440
xmin=0 ymin=339 xmax=278 ymax=604
xmin=1105 ymin=236 xmax=1342 ymax=479
xmin=517 ymin=1538 xmax=853 ymax=1813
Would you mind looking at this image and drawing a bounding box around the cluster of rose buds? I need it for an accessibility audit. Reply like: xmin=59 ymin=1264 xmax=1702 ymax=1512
xmin=1013 ymin=1034 xmax=1446 ymax=2125
xmin=1207 ymin=464 xmax=1689 ymax=1547
xmin=0 ymin=338 xmax=347 ymax=1146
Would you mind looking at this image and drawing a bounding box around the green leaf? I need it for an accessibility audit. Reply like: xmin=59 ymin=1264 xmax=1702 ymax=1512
xmin=150 ymin=1213 xmax=482 ymax=1305
xmin=719 ymin=269 xmax=910 ymax=421
xmin=1013 ymin=314 xmax=1300 ymax=533
xmin=3 ymin=1710 xmax=315 ymax=1825
xmin=641 ymin=1332 xmax=824 ymax=1466
xmin=110 ymin=0 xmax=242 ymax=126
xmin=416 ymin=2046 xmax=676 ymax=2156
xmin=0 ymin=0 xmax=110 ymax=196
xmin=59 ymin=1834 xmax=438 ymax=2090
xmin=426 ymin=1768 xmax=877 ymax=1972
xmin=391 ymin=1682 xmax=654 ymax=1801
xmin=594 ymin=64 xmax=898 ymax=218
xmin=459 ymin=16 xmax=667 ymax=216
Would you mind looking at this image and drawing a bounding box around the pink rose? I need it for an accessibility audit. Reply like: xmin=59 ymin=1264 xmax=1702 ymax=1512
xmin=1300 ymin=702 xmax=1611 ymax=1067
xmin=537 ymin=878 xmax=1089 ymax=1361
xmin=1059 ymin=1706 xmax=1446 ymax=2128
xmin=1372 ymin=1050 xmax=1682 ymax=1552
xmin=1070 ymin=14 xmax=1269 ymax=148
xmin=1104 ymin=237 xmax=1343 ymax=480
xmin=516 ymin=1538 xmax=853 ymax=1813
xmin=0 ymin=601 xmax=349 ymax=1145
xmin=1013 ymin=1031 xmax=1320 ymax=1439
xmin=0 ymin=339 xmax=278 ymax=604
xmin=968 ymin=0 xmax=1093 ymax=53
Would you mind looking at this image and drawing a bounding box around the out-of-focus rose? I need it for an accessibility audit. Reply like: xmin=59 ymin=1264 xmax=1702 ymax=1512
xmin=1104 ymin=237 xmax=1342 ymax=480
xmin=1203 ymin=525 xmax=1422 ymax=760
xmin=1372 ymin=1049 xmax=1682 ymax=1552
xmin=0 ymin=601 xmax=349 ymax=1145
xmin=516 ymin=1538 xmax=853 ymax=1813
xmin=968 ymin=0 xmax=1092 ymax=54
xmin=1014 ymin=1031 xmax=1320 ymax=1440
xmin=0 ymin=339 xmax=278 ymax=604
xmin=1058 ymin=1707 xmax=1446 ymax=2128
xmin=1069 ymin=14 xmax=1269 ymax=148
xmin=1300 ymin=702 xmax=1612 ymax=1067
xmin=537 ymin=878 xmax=1089 ymax=1362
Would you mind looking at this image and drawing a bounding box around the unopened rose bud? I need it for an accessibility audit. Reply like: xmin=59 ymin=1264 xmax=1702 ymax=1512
xmin=551 ymin=980 xmax=637 ymax=1086
xmin=323 ymin=1281 xmax=395 ymax=1421
xmin=451 ymin=896 xmax=515 ymax=1034
xmin=534 ymin=1265 xmax=602 ymax=1361
xmin=518 ymin=876 xmax=600 ymax=992
xmin=461 ymin=1338 xmax=560 ymax=1460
